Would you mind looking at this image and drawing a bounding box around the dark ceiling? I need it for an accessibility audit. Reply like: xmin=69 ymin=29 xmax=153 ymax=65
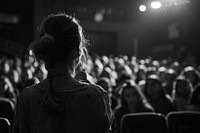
xmin=0 ymin=0 xmax=199 ymax=59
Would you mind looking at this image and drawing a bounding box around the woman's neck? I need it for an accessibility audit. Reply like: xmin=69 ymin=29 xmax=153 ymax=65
xmin=54 ymin=63 xmax=71 ymax=76
xmin=48 ymin=63 xmax=81 ymax=87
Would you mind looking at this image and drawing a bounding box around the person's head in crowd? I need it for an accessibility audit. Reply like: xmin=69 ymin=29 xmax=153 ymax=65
xmin=180 ymin=66 xmax=200 ymax=88
xmin=100 ymin=66 xmax=117 ymax=87
xmin=144 ymin=56 xmax=153 ymax=68
xmin=93 ymin=57 xmax=104 ymax=79
xmin=165 ymin=69 xmax=177 ymax=84
xmin=116 ymin=72 xmax=132 ymax=87
xmin=28 ymin=13 xmax=89 ymax=112
xmin=172 ymin=76 xmax=193 ymax=111
xmin=159 ymin=59 xmax=168 ymax=68
xmin=118 ymin=80 xmax=153 ymax=111
xmin=128 ymin=56 xmax=138 ymax=75
xmin=187 ymin=84 xmax=200 ymax=112
xmin=116 ymin=62 xmax=134 ymax=82
xmin=135 ymin=64 xmax=147 ymax=84
xmin=97 ymin=77 xmax=111 ymax=92
xmin=144 ymin=74 xmax=166 ymax=100
xmin=0 ymin=75 xmax=17 ymax=103
xmin=80 ymin=56 xmax=93 ymax=75
xmin=101 ymin=55 xmax=110 ymax=66
xmin=1 ymin=58 xmax=11 ymax=75
xmin=107 ymin=56 xmax=116 ymax=71
xmin=114 ymin=57 xmax=125 ymax=74
xmin=170 ymin=61 xmax=182 ymax=75
xmin=37 ymin=63 xmax=48 ymax=81
xmin=151 ymin=60 xmax=160 ymax=70
xmin=143 ymin=74 xmax=175 ymax=115
xmin=23 ymin=65 xmax=40 ymax=88
xmin=163 ymin=68 xmax=177 ymax=96
xmin=158 ymin=66 xmax=167 ymax=84
xmin=100 ymin=67 xmax=111 ymax=79
xmin=146 ymin=66 xmax=157 ymax=77
xmin=12 ymin=70 xmax=20 ymax=84
xmin=112 ymin=79 xmax=153 ymax=133
xmin=172 ymin=76 xmax=193 ymax=99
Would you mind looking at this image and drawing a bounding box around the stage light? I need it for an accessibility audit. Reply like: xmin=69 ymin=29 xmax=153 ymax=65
xmin=94 ymin=12 xmax=103 ymax=22
xmin=151 ymin=1 xmax=162 ymax=9
xmin=139 ymin=5 xmax=147 ymax=12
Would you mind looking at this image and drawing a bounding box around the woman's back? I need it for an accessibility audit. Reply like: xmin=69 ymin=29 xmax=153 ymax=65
xmin=15 ymin=81 xmax=112 ymax=133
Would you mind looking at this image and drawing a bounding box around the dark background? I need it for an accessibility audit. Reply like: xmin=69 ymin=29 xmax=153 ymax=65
xmin=0 ymin=0 xmax=199 ymax=63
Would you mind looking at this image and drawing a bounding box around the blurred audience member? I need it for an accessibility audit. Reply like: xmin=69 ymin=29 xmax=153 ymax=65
xmin=163 ymin=68 xmax=177 ymax=96
xmin=187 ymin=84 xmax=200 ymax=112
xmin=180 ymin=66 xmax=200 ymax=89
xmin=143 ymin=74 xmax=175 ymax=115
xmin=0 ymin=75 xmax=17 ymax=104
xmin=113 ymin=80 xmax=154 ymax=133
xmin=172 ymin=76 xmax=193 ymax=111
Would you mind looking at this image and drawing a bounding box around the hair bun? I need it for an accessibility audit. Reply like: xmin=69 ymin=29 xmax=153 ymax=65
xmin=39 ymin=33 xmax=55 ymax=55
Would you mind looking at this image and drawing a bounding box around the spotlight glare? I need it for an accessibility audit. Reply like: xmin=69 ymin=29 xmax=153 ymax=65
xmin=139 ymin=5 xmax=147 ymax=12
xmin=151 ymin=1 xmax=162 ymax=9
xmin=94 ymin=12 xmax=103 ymax=22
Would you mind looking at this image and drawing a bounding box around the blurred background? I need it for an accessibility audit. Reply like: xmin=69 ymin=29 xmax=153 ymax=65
xmin=0 ymin=0 xmax=199 ymax=64
xmin=1 ymin=2 xmax=200 ymax=132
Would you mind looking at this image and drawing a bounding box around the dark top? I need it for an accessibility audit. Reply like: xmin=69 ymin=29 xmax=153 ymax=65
xmin=14 ymin=82 xmax=113 ymax=133
xmin=148 ymin=95 xmax=175 ymax=115
xmin=112 ymin=103 xmax=153 ymax=133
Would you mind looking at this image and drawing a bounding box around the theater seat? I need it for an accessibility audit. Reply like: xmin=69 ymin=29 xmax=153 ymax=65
xmin=120 ymin=112 xmax=167 ymax=133
xmin=0 ymin=117 xmax=11 ymax=133
xmin=0 ymin=97 xmax=14 ymax=130
xmin=166 ymin=111 xmax=200 ymax=133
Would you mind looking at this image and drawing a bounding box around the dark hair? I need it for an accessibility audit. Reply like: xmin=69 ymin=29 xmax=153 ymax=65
xmin=120 ymin=81 xmax=139 ymax=103
xmin=29 ymin=13 xmax=88 ymax=68
xmin=28 ymin=13 xmax=89 ymax=112
xmin=172 ymin=76 xmax=193 ymax=99
xmin=120 ymin=81 xmax=140 ymax=107
xmin=97 ymin=77 xmax=111 ymax=92
xmin=143 ymin=74 xmax=167 ymax=99
xmin=189 ymin=84 xmax=200 ymax=105
xmin=180 ymin=66 xmax=200 ymax=88
xmin=119 ymin=80 xmax=153 ymax=112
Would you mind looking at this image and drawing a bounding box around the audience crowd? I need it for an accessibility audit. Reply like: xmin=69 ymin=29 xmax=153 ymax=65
xmin=1 ymin=53 xmax=200 ymax=132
